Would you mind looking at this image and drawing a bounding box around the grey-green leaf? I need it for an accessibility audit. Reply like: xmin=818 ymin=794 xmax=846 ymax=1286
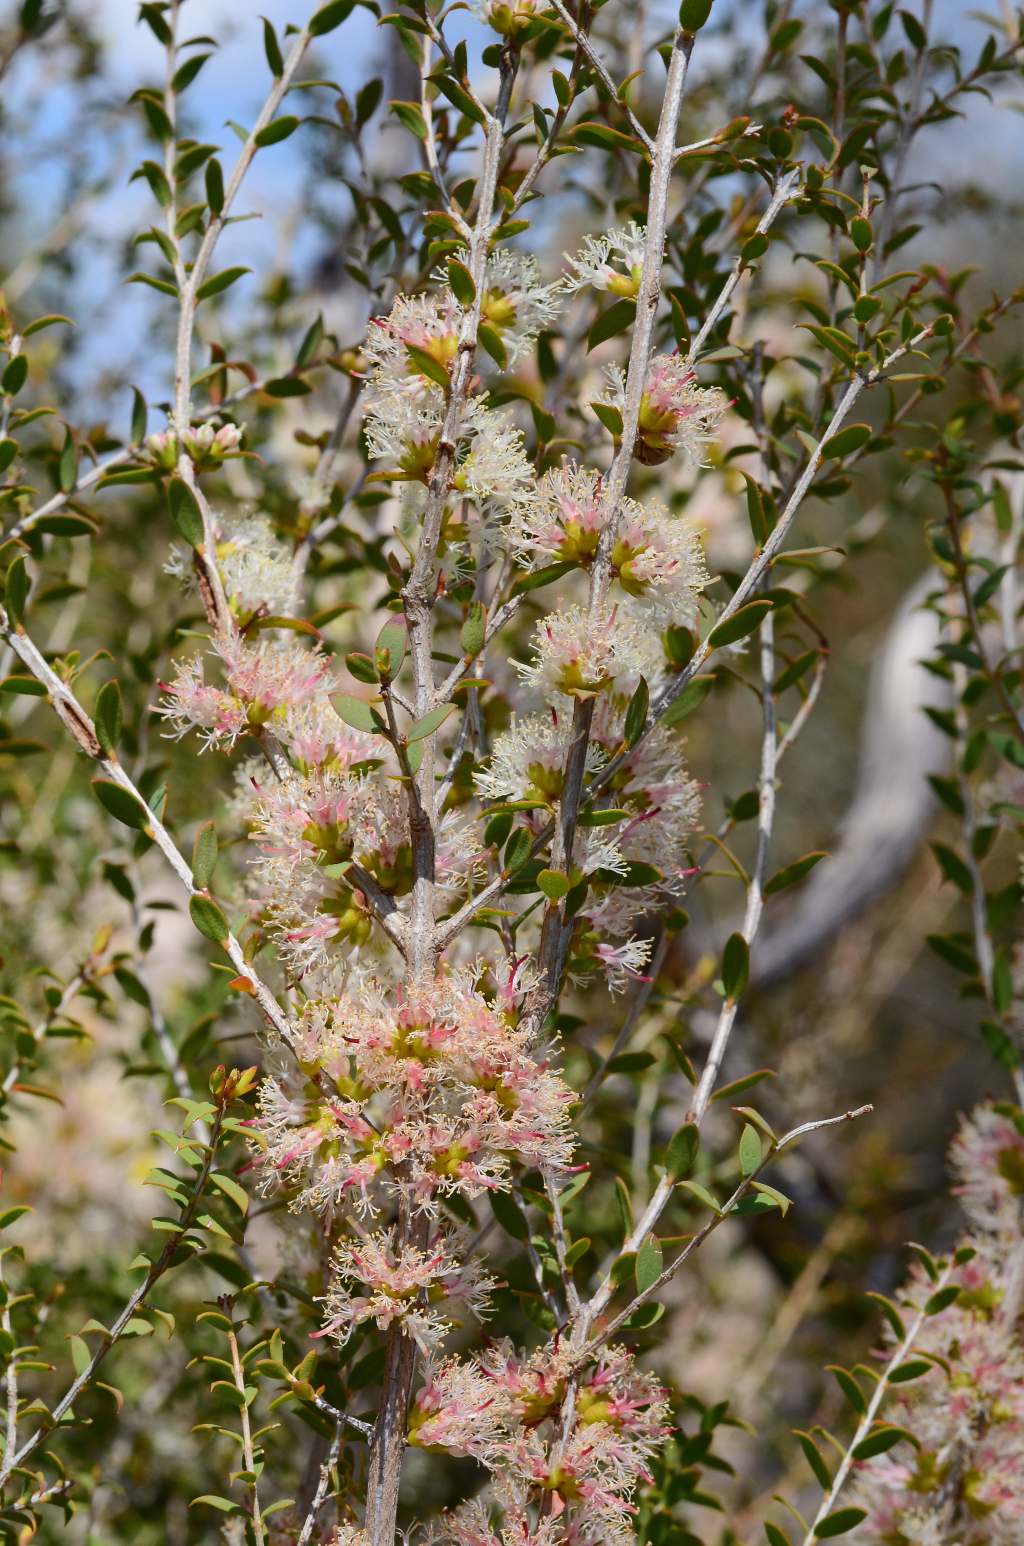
xmin=94 ymin=680 xmax=123 ymax=757
xmin=408 ymin=703 xmax=455 ymax=742
xmin=192 ymin=820 xmax=218 ymax=889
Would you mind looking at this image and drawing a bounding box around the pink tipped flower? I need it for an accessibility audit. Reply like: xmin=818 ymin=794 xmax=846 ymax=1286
xmin=563 ymin=222 xmax=650 ymax=299
xmin=407 ymin=1357 xmax=511 ymax=1456
xmin=142 ymin=429 xmax=179 ymax=469
xmin=634 ymin=354 xmax=729 ymax=465
xmin=516 ymin=605 xmax=651 ymax=700
xmin=159 ymin=639 xmax=331 ymax=750
xmin=594 ymin=353 xmax=729 ymax=467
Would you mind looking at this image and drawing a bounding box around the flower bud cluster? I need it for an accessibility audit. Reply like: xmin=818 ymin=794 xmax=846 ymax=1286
xmin=849 ymin=1102 xmax=1024 ymax=1543
xmin=421 ymin=1345 xmax=670 ymax=1546
xmin=142 ymin=420 xmax=242 ymax=470
xmin=251 ymin=969 xmax=576 ymax=1217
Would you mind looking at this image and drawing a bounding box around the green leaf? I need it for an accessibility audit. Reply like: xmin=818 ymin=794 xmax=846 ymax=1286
xmin=196 ymin=267 xmax=251 ymax=301
xmin=69 ymin=1335 xmax=91 ymax=1376
xmin=192 ymin=821 xmax=218 ymax=889
xmin=814 ymin=1510 xmax=868 ymax=1539
xmin=609 ymin=1251 xmax=637 ymax=1287
xmin=448 ymin=259 xmax=476 ymax=307
xmin=821 ymin=423 xmax=871 ymax=460
xmin=133 ymin=158 xmax=173 ymax=206
xmin=742 ymin=474 xmax=767 ymax=545
xmin=92 ymin=779 xmax=150 ymax=831
xmin=678 ymin=1179 xmax=721 ymax=1213
xmin=588 ymin=298 xmax=637 ymax=352
xmin=774 ymin=649 xmax=822 ymax=694
xmin=404 ymin=343 xmax=451 ymax=390
xmin=189 ymin=894 xmax=230 ymax=943
xmin=94 ymin=680 xmax=123 ymax=757
xmin=261 ymin=14 xmax=284 ymax=74
xmin=614 ymin=1175 xmax=634 ymax=1238
xmin=58 ymin=428 xmax=78 ymax=492
xmin=331 ymin=694 xmax=386 ymax=734
xmin=518 ymin=1292 xmax=556 ymax=1332
xmin=389 ymin=100 xmax=428 ymax=140
xmin=865 ymin=1291 xmax=906 ymax=1340
xmin=721 ymin=932 xmax=749 ymax=999
xmin=254 ymin=116 xmax=300 ymax=147
xmin=0 ymin=739 xmax=48 ymax=757
xmin=564 ymin=1237 xmax=590 ymax=1267
xmin=930 ymin=842 xmax=972 ymax=894
xmin=510 ymin=560 xmax=579 ymax=597
xmin=504 ymin=827 xmax=533 ymax=874
xmin=115 ymin=965 xmax=149 ymax=1007
xmin=765 ymin=1526 xmax=792 ymax=1546
xmin=738 ymin=1124 xmax=761 ymax=1177
xmin=460 ymin=601 xmax=486 ymax=659
xmin=827 ymin=1366 xmax=867 ymax=1417
xmin=794 ymin=1430 xmax=831 ymax=1488
xmin=888 ymin=1359 xmax=933 ymax=1384
xmin=22 ymin=314 xmax=74 ymax=338
xmin=168 ymin=479 xmax=205 ymax=547
xmin=408 ymin=703 xmax=455 ymax=742
xmin=994 ymin=945 xmax=1013 ymax=1015
xmin=711 ymin=1068 xmax=776 ymax=1102
xmin=571 ymin=122 xmax=644 ymax=153
xmin=924 ymin=1284 xmax=961 ymax=1315
xmin=973 ymin=564 xmax=1009 ymax=608
xmin=741 ymin=232 xmax=769 ymax=262
xmin=980 ymin=1017 xmax=1019 ymax=1068
xmin=577 ymin=808 xmax=628 ymax=827
xmin=34 ymin=514 xmax=97 ymax=537
xmin=5 ymin=556 xmax=28 ymax=625
xmin=531 ymin=403 xmax=555 ymax=442
xmin=346 ymin=652 xmax=379 ymax=685
xmin=171 ymin=52 xmax=212 ymax=92
xmin=851 ymin=1426 xmax=916 ymax=1460
xmin=607 ymin=1051 xmax=656 ymax=1073
xmin=751 ymin=1180 xmax=792 ymax=1215
xmin=666 ymin=1122 xmax=699 ymax=1179
xmin=210 ymin=1171 xmax=249 ymax=1214
xmin=0 ymin=676 xmax=46 ymax=697
xmin=477 ymin=323 xmax=507 ymax=370
xmin=708 ymin=600 xmax=772 ymax=648
xmin=537 ymin=868 xmax=569 ymax=900
xmin=763 ymin=851 xmax=828 ymax=896
xmin=348 ymin=1343 xmax=386 ymax=1389
xmin=490 ymin=1188 xmax=529 ymax=1240
xmin=372 ymin=616 xmax=406 ymax=680
xmin=925 ymin=933 xmax=978 ymax=976
xmin=622 ymin=1300 xmax=664 ymax=1329
xmin=206 ymin=158 xmax=225 ymax=214
xmin=662 ymin=674 xmax=715 ymax=726
xmin=670 ymin=294 xmax=690 ymax=350
xmin=635 ymin=1233 xmax=663 ymax=1294
xmin=1 ymin=355 xmax=28 ymax=395
xmin=624 ymin=677 xmax=648 ymax=747
xmin=264 ymin=377 xmax=313 ymax=397
xmin=590 ymin=401 xmax=624 ymax=438
xmin=433 ymin=74 xmax=486 ymax=125
xmin=309 ymin=0 xmax=357 ymax=33
xmin=0 ymin=438 xmax=17 ymax=474
xmin=295 ymin=314 xmax=324 ymax=370
xmin=191 ymin=1495 xmax=245 ymax=1514
xmin=126 ymin=271 xmax=180 ymax=298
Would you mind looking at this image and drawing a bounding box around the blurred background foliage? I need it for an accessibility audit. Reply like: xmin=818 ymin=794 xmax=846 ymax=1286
xmin=0 ymin=0 xmax=1023 ymax=1542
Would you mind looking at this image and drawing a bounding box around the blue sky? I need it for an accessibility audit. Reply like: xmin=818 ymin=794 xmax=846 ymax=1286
xmin=3 ymin=0 xmax=1022 ymax=420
